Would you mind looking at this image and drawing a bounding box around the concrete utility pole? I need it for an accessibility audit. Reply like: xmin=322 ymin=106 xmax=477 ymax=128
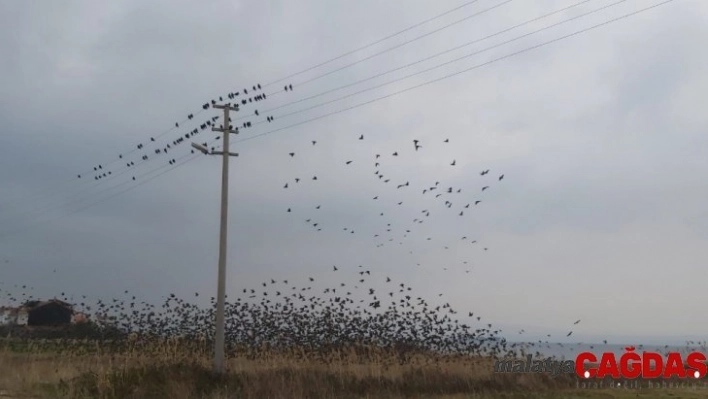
xmin=192 ymin=103 xmax=239 ymax=373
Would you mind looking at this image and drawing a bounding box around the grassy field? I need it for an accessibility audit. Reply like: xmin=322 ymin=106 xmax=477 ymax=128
xmin=2 ymin=343 xmax=708 ymax=399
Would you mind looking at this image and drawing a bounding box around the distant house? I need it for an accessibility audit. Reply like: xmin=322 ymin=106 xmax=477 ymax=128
xmin=26 ymin=300 xmax=74 ymax=326
xmin=0 ymin=299 xmax=74 ymax=327
xmin=72 ymin=312 xmax=87 ymax=324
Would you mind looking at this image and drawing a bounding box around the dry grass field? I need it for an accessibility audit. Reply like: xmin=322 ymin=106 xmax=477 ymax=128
xmin=2 ymin=340 xmax=708 ymax=399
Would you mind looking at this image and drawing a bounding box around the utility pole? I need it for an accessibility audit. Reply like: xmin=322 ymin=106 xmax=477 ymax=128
xmin=193 ymin=103 xmax=239 ymax=374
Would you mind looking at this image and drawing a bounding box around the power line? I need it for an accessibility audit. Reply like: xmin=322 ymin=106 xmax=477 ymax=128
xmin=54 ymin=2 xmax=489 ymax=178
xmin=251 ymin=0 xmax=633 ymax=129
xmin=82 ymin=1 xmax=496 ymax=179
xmin=77 ymin=1 xmax=489 ymax=180
xmin=0 ymin=139 xmax=221 ymax=239
xmin=0 ymin=112 xmax=217 ymax=211
xmin=295 ymin=0 xmax=514 ymax=87
xmin=234 ymin=0 xmax=675 ymax=145
xmin=0 ymin=114 xmax=223 ymax=220
xmin=0 ymin=125 xmax=231 ymax=226
xmin=263 ymin=0 xmax=483 ymax=87
xmin=256 ymin=0 xmax=597 ymax=116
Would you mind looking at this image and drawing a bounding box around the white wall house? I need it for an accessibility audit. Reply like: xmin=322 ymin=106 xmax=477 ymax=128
xmin=0 ymin=307 xmax=16 ymax=325
xmin=15 ymin=309 xmax=28 ymax=325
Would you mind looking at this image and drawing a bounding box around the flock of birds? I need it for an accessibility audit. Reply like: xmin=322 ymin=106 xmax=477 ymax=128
xmin=276 ymin=131 xmax=507 ymax=275
xmin=3 ymin=271 xmax=706 ymax=365
xmin=76 ymin=82 xmax=282 ymax=184
xmin=0 ymin=271 xmax=597 ymax=362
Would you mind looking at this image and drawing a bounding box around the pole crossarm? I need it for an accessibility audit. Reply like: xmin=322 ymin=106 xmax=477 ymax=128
xmin=211 ymin=151 xmax=239 ymax=157
xmin=212 ymin=104 xmax=239 ymax=111
xmin=211 ymin=127 xmax=239 ymax=134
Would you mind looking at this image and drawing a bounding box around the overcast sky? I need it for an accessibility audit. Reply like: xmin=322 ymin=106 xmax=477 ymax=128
xmin=0 ymin=0 xmax=706 ymax=346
